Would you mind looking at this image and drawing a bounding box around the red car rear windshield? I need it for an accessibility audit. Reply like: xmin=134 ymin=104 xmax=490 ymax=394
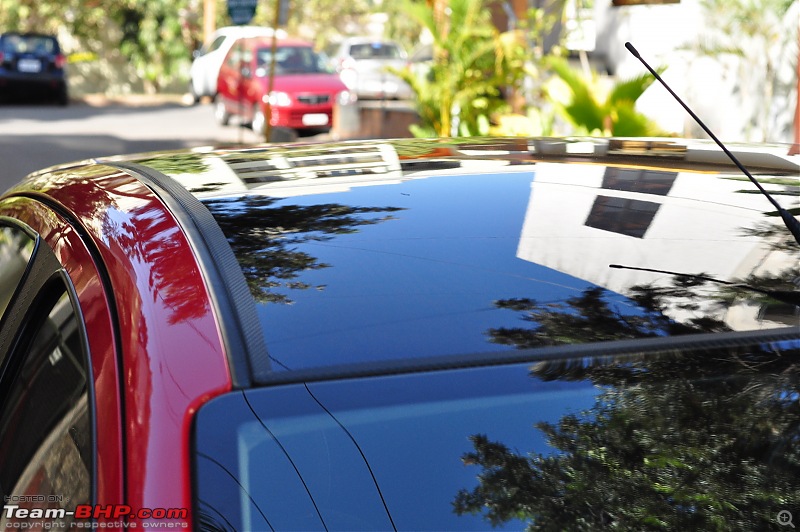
xmin=257 ymin=46 xmax=328 ymax=74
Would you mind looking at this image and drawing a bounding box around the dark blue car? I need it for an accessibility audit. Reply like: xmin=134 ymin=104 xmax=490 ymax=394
xmin=0 ymin=32 xmax=68 ymax=105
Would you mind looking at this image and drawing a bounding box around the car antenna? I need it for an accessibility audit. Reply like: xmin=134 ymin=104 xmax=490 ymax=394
xmin=625 ymin=42 xmax=800 ymax=246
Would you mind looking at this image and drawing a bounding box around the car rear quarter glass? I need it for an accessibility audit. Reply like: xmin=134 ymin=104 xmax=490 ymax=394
xmin=349 ymin=42 xmax=402 ymax=59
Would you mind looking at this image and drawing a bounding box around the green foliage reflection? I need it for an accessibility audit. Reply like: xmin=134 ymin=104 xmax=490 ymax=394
xmin=203 ymin=195 xmax=402 ymax=304
xmin=456 ymin=275 xmax=800 ymax=530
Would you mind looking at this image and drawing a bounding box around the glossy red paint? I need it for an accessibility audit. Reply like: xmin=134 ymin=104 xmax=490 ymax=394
xmin=4 ymin=164 xmax=233 ymax=527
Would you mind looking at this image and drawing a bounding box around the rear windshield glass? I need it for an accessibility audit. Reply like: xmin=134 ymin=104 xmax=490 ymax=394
xmin=348 ymin=42 xmax=402 ymax=59
xmin=132 ymin=140 xmax=799 ymax=377
xmin=257 ymin=46 xmax=328 ymax=74
xmin=190 ymin=146 xmax=799 ymax=374
xmin=1 ymin=34 xmax=58 ymax=55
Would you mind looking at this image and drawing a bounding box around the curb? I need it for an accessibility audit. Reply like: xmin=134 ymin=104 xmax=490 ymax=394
xmin=74 ymin=93 xmax=195 ymax=107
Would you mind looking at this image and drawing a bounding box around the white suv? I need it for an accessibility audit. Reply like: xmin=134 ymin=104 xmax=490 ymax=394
xmin=189 ymin=25 xmax=285 ymax=102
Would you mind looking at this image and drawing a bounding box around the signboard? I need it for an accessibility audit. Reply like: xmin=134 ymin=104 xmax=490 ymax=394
xmin=227 ymin=0 xmax=258 ymax=25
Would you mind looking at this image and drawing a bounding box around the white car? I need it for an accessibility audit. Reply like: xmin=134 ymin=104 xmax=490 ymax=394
xmin=189 ymin=25 xmax=285 ymax=102
xmin=326 ymin=37 xmax=414 ymax=100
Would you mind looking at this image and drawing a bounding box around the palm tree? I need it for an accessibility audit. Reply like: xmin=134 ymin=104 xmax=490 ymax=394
xmin=390 ymin=0 xmax=530 ymax=137
xmin=546 ymin=56 xmax=667 ymax=137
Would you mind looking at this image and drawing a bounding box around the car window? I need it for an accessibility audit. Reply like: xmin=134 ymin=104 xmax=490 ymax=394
xmin=0 ymin=224 xmax=35 ymax=325
xmin=257 ymin=46 xmax=328 ymax=74
xmin=0 ymin=270 xmax=92 ymax=526
xmin=348 ymin=42 xmax=402 ymax=59
xmin=1 ymin=34 xmax=58 ymax=55
xmin=225 ymin=44 xmax=244 ymax=67
xmin=206 ymin=35 xmax=227 ymax=54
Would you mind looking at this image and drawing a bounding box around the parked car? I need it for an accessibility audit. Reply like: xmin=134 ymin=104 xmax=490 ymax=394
xmin=0 ymin=32 xmax=67 ymax=105
xmin=326 ymin=37 xmax=414 ymax=100
xmin=0 ymin=137 xmax=798 ymax=530
xmin=215 ymin=36 xmax=351 ymax=135
xmin=189 ymin=25 xmax=282 ymax=103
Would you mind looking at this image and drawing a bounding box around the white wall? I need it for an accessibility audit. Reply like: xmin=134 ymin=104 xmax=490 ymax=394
xmin=592 ymin=0 xmax=799 ymax=143
xmin=516 ymin=160 xmax=798 ymax=329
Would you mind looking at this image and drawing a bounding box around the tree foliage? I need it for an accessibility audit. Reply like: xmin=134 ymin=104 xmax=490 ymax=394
xmin=389 ymin=0 xmax=532 ymax=137
xmin=114 ymin=0 xmax=196 ymax=93
xmin=546 ymin=56 xmax=668 ymax=137
xmin=0 ymin=0 xmax=198 ymax=92
xmin=250 ymin=0 xmax=377 ymax=50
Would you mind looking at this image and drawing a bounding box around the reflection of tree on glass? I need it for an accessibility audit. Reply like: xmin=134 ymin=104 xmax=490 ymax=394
xmin=455 ymin=278 xmax=800 ymax=530
xmin=486 ymin=284 xmax=726 ymax=351
xmin=202 ymin=195 xmax=403 ymax=304
xmin=135 ymin=153 xmax=210 ymax=176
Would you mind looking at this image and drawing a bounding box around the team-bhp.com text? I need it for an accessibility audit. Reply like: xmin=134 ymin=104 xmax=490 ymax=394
xmin=3 ymin=505 xmax=188 ymax=528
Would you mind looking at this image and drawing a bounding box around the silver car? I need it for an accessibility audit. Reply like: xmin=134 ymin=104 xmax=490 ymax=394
xmin=326 ymin=37 xmax=413 ymax=100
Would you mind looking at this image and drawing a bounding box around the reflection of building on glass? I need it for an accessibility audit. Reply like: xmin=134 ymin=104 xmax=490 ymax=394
xmin=584 ymin=168 xmax=679 ymax=238
xmin=601 ymin=167 xmax=677 ymax=195
xmin=585 ymin=196 xmax=660 ymax=239
xmin=171 ymin=141 xmax=530 ymax=200
xmin=758 ymin=302 xmax=800 ymax=328
xmin=517 ymin=160 xmax=798 ymax=331
xmin=168 ymin=138 xmax=538 ymax=200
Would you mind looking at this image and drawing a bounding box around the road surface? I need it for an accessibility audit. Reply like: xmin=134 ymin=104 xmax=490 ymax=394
xmin=0 ymin=99 xmax=279 ymax=193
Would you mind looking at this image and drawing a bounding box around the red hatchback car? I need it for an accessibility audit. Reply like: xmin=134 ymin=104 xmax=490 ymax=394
xmin=215 ymin=36 xmax=351 ymax=135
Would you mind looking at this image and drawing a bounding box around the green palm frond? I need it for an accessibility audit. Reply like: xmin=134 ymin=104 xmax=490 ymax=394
xmin=547 ymin=56 xmax=605 ymax=132
xmin=608 ymin=69 xmax=662 ymax=106
xmin=612 ymin=104 xmax=660 ymax=137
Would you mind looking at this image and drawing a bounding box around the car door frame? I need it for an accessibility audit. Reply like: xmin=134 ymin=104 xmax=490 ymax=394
xmin=0 ymin=199 xmax=125 ymax=509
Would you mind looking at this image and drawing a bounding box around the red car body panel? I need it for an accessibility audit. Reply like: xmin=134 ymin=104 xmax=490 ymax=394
xmin=2 ymin=164 xmax=233 ymax=526
xmin=0 ymin=194 xmax=124 ymax=510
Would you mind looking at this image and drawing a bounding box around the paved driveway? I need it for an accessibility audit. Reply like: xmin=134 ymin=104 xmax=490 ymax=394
xmin=0 ymin=98 xmax=266 ymax=193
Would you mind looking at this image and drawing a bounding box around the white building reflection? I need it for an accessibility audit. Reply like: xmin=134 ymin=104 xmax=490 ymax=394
xmin=518 ymin=159 xmax=798 ymax=330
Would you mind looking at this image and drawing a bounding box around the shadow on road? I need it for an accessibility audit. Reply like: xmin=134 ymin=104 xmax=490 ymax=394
xmin=0 ymin=101 xmax=191 ymax=123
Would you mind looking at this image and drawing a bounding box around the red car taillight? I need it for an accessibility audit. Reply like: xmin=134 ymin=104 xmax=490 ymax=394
xmin=55 ymin=54 xmax=66 ymax=69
